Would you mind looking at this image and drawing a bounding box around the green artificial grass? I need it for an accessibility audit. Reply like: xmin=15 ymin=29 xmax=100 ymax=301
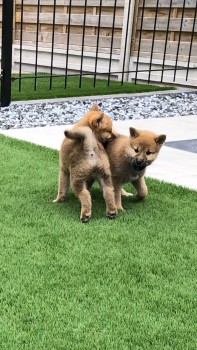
xmin=0 ymin=134 xmax=197 ymax=350
xmin=11 ymin=75 xmax=176 ymax=101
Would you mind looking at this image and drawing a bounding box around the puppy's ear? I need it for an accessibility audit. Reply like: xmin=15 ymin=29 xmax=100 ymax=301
xmin=155 ymin=134 xmax=166 ymax=145
xmin=92 ymin=113 xmax=104 ymax=127
xmin=129 ymin=127 xmax=139 ymax=139
xmin=89 ymin=103 xmax=99 ymax=111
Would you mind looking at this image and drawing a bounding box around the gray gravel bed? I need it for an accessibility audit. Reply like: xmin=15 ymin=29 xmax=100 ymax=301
xmin=0 ymin=92 xmax=197 ymax=130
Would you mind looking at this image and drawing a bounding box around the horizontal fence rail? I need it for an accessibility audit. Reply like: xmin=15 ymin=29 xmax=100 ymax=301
xmin=0 ymin=0 xmax=197 ymax=106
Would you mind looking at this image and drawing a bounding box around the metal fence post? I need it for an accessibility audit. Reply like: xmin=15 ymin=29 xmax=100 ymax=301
xmin=1 ymin=0 xmax=14 ymax=107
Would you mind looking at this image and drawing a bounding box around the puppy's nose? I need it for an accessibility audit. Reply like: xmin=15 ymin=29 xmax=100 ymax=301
xmin=136 ymin=158 xmax=144 ymax=166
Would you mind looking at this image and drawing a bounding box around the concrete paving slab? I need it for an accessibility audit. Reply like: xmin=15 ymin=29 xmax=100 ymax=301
xmin=146 ymin=146 xmax=197 ymax=190
xmin=0 ymin=124 xmax=69 ymax=150
xmin=113 ymin=115 xmax=197 ymax=142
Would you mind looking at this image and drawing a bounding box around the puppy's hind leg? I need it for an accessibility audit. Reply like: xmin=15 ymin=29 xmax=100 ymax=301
xmin=100 ymin=178 xmax=117 ymax=219
xmin=73 ymin=181 xmax=92 ymax=223
xmin=53 ymin=170 xmax=70 ymax=202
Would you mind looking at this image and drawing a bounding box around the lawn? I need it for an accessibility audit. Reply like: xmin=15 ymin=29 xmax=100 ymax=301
xmin=11 ymin=75 xmax=175 ymax=101
xmin=0 ymin=134 xmax=197 ymax=350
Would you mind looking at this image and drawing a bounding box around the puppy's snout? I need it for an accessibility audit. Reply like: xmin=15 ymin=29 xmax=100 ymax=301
xmin=135 ymin=158 xmax=144 ymax=166
xmin=133 ymin=158 xmax=146 ymax=171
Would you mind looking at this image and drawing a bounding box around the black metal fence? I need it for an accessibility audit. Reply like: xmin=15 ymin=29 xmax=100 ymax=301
xmin=1 ymin=0 xmax=197 ymax=107
xmin=133 ymin=0 xmax=197 ymax=84
xmin=1 ymin=0 xmax=14 ymax=107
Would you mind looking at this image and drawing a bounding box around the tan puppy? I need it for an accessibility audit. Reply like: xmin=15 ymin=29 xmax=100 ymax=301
xmin=74 ymin=103 xmax=116 ymax=144
xmin=105 ymin=127 xmax=166 ymax=210
xmin=53 ymin=126 xmax=117 ymax=222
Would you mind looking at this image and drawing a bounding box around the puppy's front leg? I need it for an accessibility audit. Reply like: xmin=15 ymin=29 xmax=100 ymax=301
xmin=132 ymin=176 xmax=148 ymax=200
xmin=53 ymin=169 xmax=70 ymax=202
xmin=113 ymin=183 xmax=124 ymax=211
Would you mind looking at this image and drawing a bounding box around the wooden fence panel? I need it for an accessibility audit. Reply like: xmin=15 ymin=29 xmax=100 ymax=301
xmin=13 ymin=0 xmax=124 ymax=54
xmin=132 ymin=0 xmax=197 ymax=63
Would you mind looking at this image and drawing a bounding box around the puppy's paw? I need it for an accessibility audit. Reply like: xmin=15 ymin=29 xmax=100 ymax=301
xmin=117 ymin=206 xmax=125 ymax=212
xmin=81 ymin=214 xmax=91 ymax=223
xmin=135 ymin=194 xmax=146 ymax=201
xmin=53 ymin=195 xmax=66 ymax=203
xmin=107 ymin=211 xmax=116 ymax=220
xmin=121 ymin=188 xmax=133 ymax=197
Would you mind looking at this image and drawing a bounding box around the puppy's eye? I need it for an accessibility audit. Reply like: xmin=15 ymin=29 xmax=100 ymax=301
xmin=146 ymin=150 xmax=153 ymax=155
xmin=134 ymin=148 xmax=139 ymax=153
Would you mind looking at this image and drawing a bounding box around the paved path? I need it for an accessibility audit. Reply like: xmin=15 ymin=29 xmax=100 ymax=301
xmin=1 ymin=115 xmax=197 ymax=191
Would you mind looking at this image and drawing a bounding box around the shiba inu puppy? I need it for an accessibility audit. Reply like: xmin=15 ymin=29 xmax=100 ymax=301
xmin=53 ymin=126 xmax=117 ymax=222
xmin=74 ymin=103 xmax=116 ymax=144
xmin=105 ymin=127 xmax=166 ymax=210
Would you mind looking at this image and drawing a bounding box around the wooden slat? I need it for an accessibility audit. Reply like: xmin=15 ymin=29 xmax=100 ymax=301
xmin=134 ymin=31 xmax=197 ymax=45
xmin=136 ymin=17 xmax=197 ymax=32
xmin=15 ymin=0 xmax=125 ymax=7
xmin=132 ymin=50 xmax=197 ymax=63
xmin=14 ymin=30 xmax=122 ymax=49
xmin=134 ymin=38 xmax=197 ymax=56
xmin=143 ymin=8 xmax=169 ymax=17
xmin=14 ymin=40 xmax=120 ymax=54
xmin=139 ymin=0 xmax=197 ymax=8
xmin=15 ymin=12 xmax=123 ymax=28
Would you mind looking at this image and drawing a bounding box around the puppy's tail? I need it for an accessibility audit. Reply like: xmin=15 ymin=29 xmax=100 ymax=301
xmin=89 ymin=103 xmax=99 ymax=111
xmin=64 ymin=126 xmax=97 ymax=152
